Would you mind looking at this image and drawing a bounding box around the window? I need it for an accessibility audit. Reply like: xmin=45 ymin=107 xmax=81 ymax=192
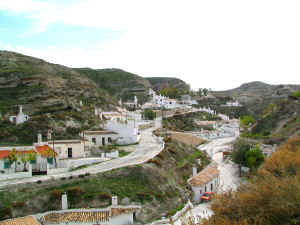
xmin=108 ymin=137 xmax=112 ymax=143
xmin=205 ymin=185 xmax=207 ymax=192
xmin=92 ymin=137 xmax=96 ymax=144
xmin=211 ymin=183 xmax=213 ymax=191
xmin=200 ymin=189 xmax=202 ymax=194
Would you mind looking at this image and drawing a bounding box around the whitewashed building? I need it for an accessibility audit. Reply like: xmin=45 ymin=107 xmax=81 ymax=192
xmin=105 ymin=120 xmax=141 ymax=145
xmin=38 ymin=196 xmax=140 ymax=225
xmin=9 ymin=105 xmax=30 ymax=125
xmin=187 ymin=162 xmax=220 ymax=203
xmin=81 ymin=130 xmax=118 ymax=147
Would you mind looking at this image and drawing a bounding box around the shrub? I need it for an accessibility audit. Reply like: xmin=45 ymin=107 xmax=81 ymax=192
xmin=147 ymin=159 xmax=161 ymax=167
xmin=0 ymin=207 xmax=12 ymax=220
xmin=78 ymin=174 xmax=85 ymax=178
xmin=293 ymin=90 xmax=300 ymax=98
xmin=137 ymin=192 xmax=153 ymax=202
xmin=50 ymin=189 xmax=62 ymax=201
xmin=67 ymin=187 xmax=84 ymax=199
xmin=98 ymin=192 xmax=112 ymax=201
xmin=12 ymin=201 xmax=27 ymax=208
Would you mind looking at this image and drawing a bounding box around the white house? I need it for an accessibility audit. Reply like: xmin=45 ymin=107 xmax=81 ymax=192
xmin=148 ymin=88 xmax=178 ymax=109
xmin=0 ymin=196 xmax=141 ymax=225
xmin=9 ymin=105 xmax=30 ymax=125
xmin=38 ymin=196 xmax=140 ymax=225
xmin=187 ymin=161 xmax=220 ymax=203
xmin=81 ymin=130 xmax=119 ymax=147
xmin=123 ymin=96 xmax=139 ymax=108
xmin=226 ymin=100 xmax=241 ymax=107
xmin=105 ymin=120 xmax=141 ymax=145
xmin=0 ymin=144 xmax=57 ymax=174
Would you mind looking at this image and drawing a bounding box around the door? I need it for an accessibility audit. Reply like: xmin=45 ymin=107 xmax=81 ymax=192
xmin=68 ymin=148 xmax=73 ymax=158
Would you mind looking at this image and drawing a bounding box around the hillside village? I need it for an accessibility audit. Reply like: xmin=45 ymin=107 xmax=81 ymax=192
xmin=0 ymin=52 xmax=300 ymax=225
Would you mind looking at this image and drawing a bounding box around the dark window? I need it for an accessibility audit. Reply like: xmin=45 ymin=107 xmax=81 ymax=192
xmin=68 ymin=148 xmax=72 ymax=158
xmin=92 ymin=137 xmax=96 ymax=144
xmin=108 ymin=137 xmax=112 ymax=143
xmin=211 ymin=183 xmax=213 ymax=191
xmin=102 ymin=137 xmax=105 ymax=146
xmin=205 ymin=185 xmax=207 ymax=192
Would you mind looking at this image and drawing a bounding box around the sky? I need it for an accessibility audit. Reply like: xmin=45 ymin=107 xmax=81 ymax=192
xmin=1 ymin=0 xmax=300 ymax=91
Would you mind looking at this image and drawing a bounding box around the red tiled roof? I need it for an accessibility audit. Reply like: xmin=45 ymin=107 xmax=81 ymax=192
xmin=36 ymin=145 xmax=57 ymax=156
xmin=0 ymin=216 xmax=41 ymax=225
xmin=0 ymin=151 xmax=10 ymax=159
xmin=188 ymin=162 xmax=220 ymax=187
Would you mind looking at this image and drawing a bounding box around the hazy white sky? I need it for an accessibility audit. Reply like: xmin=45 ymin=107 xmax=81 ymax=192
xmin=1 ymin=0 xmax=300 ymax=90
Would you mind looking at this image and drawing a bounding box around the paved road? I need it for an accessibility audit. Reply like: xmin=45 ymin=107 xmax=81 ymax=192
xmin=0 ymin=118 xmax=163 ymax=188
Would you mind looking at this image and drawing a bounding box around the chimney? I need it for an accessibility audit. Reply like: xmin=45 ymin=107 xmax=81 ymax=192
xmin=112 ymin=196 xmax=118 ymax=206
xmin=62 ymin=192 xmax=68 ymax=210
xmin=37 ymin=133 xmax=42 ymax=144
xmin=192 ymin=167 xmax=197 ymax=177
xmin=47 ymin=130 xmax=52 ymax=141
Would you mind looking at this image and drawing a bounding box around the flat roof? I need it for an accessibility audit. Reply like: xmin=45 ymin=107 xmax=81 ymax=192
xmin=84 ymin=131 xmax=118 ymax=135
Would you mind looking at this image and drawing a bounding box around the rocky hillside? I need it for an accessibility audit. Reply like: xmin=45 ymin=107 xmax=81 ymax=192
xmin=213 ymin=81 xmax=300 ymax=116
xmin=0 ymin=51 xmax=116 ymax=144
xmin=75 ymin=68 xmax=152 ymax=103
xmin=146 ymin=77 xmax=190 ymax=92
xmin=244 ymin=97 xmax=300 ymax=144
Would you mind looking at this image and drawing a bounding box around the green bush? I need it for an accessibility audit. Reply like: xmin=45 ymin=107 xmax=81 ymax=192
xmin=293 ymin=90 xmax=300 ymax=98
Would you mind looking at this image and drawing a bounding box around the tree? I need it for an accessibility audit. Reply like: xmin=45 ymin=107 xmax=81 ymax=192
xmin=245 ymin=145 xmax=265 ymax=171
xmin=197 ymin=88 xmax=203 ymax=97
xmin=8 ymin=149 xmax=18 ymax=172
xmin=20 ymin=154 xmax=29 ymax=172
xmin=293 ymin=90 xmax=300 ymax=98
xmin=241 ymin=115 xmax=255 ymax=126
xmin=231 ymin=139 xmax=252 ymax=176
xmin=143 ymin=109 xmax=156 ymax=120
xmin=202 ymin=88 xmax=208 ymax=96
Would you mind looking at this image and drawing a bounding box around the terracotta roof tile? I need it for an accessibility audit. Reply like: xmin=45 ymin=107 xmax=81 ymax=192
xmin=188 ymin=162 xmax=220 ymax=187
xmin=0 ymin=216 xmax=41 ymax=225
xmin=0 ymin=151 xmax=10 ymax=159
xmin=40 ymin=211 xmax=110 ymax=223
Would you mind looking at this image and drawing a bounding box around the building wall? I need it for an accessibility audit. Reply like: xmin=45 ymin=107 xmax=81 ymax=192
xmin=105 ymin=121 xmax=141 ymax=145
xmin=51 ymin=143 xmax=85 ymax=159
xmin=84 ymin=134 xmax=118 ymax=147
xmin=191 ymin=175 xmax=220 ymax=203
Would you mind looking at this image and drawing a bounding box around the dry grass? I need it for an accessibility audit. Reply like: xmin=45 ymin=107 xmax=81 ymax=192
xmin=170 ymin=132 xmax=206 ymax=147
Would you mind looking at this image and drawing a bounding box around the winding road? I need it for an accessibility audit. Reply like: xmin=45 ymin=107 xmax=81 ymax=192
xmin=0 ymin=118 xmax=163 ymax=188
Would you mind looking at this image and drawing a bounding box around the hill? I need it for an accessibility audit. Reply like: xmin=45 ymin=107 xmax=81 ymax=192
xmin=146 ymin=77 xmax=190 ymax=92
xmin=75 ymin=68 xmax=152 ymax=103
xmin=213 ymin=81 xmax=300 ymax=116
xmin=0 ymin=51 xmax=116 ymax=144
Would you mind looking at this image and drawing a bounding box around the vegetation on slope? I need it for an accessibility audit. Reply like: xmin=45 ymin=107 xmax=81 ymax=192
xmin=200 ymin=137 xmax=300 ymax=225
xmin=75 ymin=68 xmax=152 ymax=103
xmin=0 ymin=137 xmax=210 ymax=223
xmin=163 ymin=111 xmax=220 ymax=131
xmin=0 ymin=51 xmax=117 ymax=144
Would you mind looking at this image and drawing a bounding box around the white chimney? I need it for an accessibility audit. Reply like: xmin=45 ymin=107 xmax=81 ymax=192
xmin=192 ymin=167 xmax=197 ymax=177
xmin=112 ymin=196 xmax=118 ymax=206
xmin=37 ymin=133 xmax=42 ymax=144
xmin=62 ymin=192 xmax=68 ymax=210
xmin=47 ymin=130 xmax=52 ymax=141
xmin=19 ymin=105 xmax=23 ymax=113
